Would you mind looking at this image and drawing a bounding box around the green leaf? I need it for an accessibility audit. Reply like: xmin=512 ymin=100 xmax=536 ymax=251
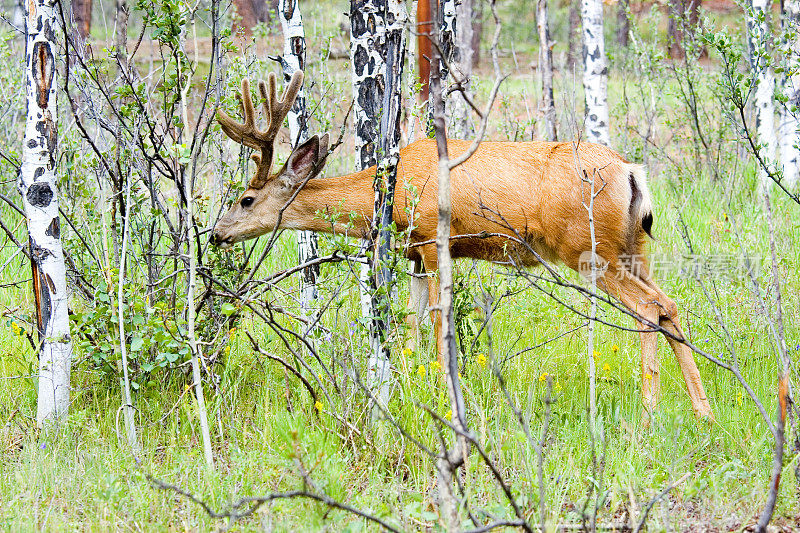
xmin=130 ymin=336 xmax=144 ymax=352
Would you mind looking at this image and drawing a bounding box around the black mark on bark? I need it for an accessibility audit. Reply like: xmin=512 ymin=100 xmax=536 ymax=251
xmin=46 ymin=217 xmax=60 ymax=239
xmin=27 ymin=182 xmax=53 ymax=207
xmin=32 ymin=41 xmax=55 ymax=109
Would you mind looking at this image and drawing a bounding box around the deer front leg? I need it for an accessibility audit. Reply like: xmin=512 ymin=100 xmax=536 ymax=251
xmin=419 ymin=247 xmax=444 ymax=367
xmin=637 ymin=315 xmax=661 ymax=424
xmin=646 ymin=284 xmax=714 ymax=422
xmin=405 ymin=258 xmax=429 ymax=353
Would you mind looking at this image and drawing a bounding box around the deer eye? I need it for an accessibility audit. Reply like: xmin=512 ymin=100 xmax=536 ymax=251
xmin=240 ymin=196 xmax=255 ymax=208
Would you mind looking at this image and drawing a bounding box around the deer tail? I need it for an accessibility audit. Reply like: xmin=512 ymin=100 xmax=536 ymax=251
xmin=628 ymin=164 xmax=653 ymax=239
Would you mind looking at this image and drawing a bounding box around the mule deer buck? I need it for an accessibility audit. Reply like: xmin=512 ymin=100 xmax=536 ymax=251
xmin=211 ymin=71 xmax=714 ymax=422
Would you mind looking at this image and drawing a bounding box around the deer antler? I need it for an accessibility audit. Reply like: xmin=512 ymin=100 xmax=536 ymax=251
xmin=217 ymin=70 xmax=304 ymax=189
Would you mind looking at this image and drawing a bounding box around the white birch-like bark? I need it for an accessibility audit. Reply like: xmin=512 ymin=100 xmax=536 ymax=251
xmin=440 ymin=0 xmax=473 ymax=139
xmin=749 ymin=0 xmax=778 ymax=195
xmin=278 ymin=0 xmax=319 ymax=319
xmin=779 ymin=0 xmax=800 ymax=188
xmin=351 ymin=0 xmax=387 ymax=405
xmin=454 ymin=0 xmax=473 ymax=138
xmin=406 ymin=0 xmax=419 ymax=143
xmin=22 ymin=0 xmax=74 ymax=427
xmin=371 ymin=0 xmax=407 ymax=408
xmin=581 ymin=0 xmax=610 ymax=145
xmin=351 ymin=0 xmax=407 ymax=408
xmin=538 ymin=0 xmax=557 ymax=141
xmin=351 ymin=0 xmax=386 ymax=327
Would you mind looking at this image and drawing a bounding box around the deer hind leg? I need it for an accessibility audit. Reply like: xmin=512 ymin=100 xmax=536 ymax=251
xmin=606 ymin=266 xmax=714 ymax=423
xmin=405 ymin=258 xmax=430 ymax=352
xmin=601 ymin=266 xmax=661 ymax=421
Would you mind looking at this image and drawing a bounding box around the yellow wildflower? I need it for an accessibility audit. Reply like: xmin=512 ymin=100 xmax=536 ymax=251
xmin=593 ymin=350 xmax=601 ymax=359
xmin=11 ymin=322 xmax=20 ymax=336
xmin=431 ymin=360 xmax=441 ymax=372
xmin=446 ymin=409 xmax=453 ymax=420
xmin=539 ymin=372 xmax=549 ymax=382
xmin=612 ymin=344 xmax=619 ymax=353
xmin=229 ymin=327 xmax=237 ymax=336
xmin=736 ymin=390 xmax=743 ymax=407
xmin=477 ymin=353 xmax=487 ymax=368
xmin=402 ymin=347 xmax=413 ymax=358
xmin=223 ymin=345 xmax=230 ymax=355
xmin=554 ymin=380 xmax=562 ymax=391
xmin=417 ymin=364 xmax=426 ymax=377
xmin=644 ymin=373 xmax=653 ymax=380
xmin=602 ymin=363 xmax=611 ymax=373
xmin=314 ymin=401 xmax=323 ymax=412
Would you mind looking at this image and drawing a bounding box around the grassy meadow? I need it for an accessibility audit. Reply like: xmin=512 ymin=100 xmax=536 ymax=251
xmin=1 ymin=0 xmax=799 ymax=531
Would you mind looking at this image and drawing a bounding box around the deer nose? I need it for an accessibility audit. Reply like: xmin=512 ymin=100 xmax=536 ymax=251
xmin=210 ymin=231 xmax=234 ymax=249
xmin=210 ymin=231 xmax=224 ymax=247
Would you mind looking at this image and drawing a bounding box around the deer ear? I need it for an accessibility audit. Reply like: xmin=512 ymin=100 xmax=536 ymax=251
xmin=287 ymin=135 xmax=327 ymax=183
xmin=318 ymin=133 xmax=330 ymax=159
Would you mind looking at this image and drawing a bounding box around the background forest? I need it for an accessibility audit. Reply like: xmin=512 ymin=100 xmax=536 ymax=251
xmin=0 ymin=0 xmax=799 ymax=531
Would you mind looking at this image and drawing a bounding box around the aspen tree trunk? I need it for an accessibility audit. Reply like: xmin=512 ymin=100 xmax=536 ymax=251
xmin=233 ymin=0 xmax=255 ymax=35
xmin=441 ymin=0 xmax=473 ymax=139
xmin=471 ymin=0 xmax=482 ymax=68
xmin=538 ymin=0 xmax=557 ymax=141
xmin=22 ymin=0 xmax=74 ymax=426
xmin=779 ymin=0 xmax=800 ymax=188
xmin=72 ymin=0 xmax=92 ymax=39
xmin=371 ymin=0 xmax=407 ymax=407
xmin=567 ymin=0 xmax=581 ymax=72
xmin=115 ymin=0 xmax=128 ymax=65
xmin=667 ymin=0 xmax=700 ymax=59
xmin=616 ymin=0 xmax=630 ymax=48
xmin=582 ymin=0 xmax=610 ymax=145
xmin=351 ymin=0 xmax=385 ymax=324
xmin=749 ymin=0 xmax=778 ymax=195
xmin=417 ymin=0 xmax=433 ymax=103
xmin=406 ymin=0 xmax=419 ymax=142
xmin=351 ymin=0 xmax=403 ymax=405
xmin=440 ymin=2 xmax=456 ymax=105
xmin=278 ymin=0 xmax=319 ymax=320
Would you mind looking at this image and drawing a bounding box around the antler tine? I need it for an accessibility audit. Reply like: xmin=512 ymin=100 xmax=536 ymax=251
xmin=240 ymin=78 xmax=256 ymax=129
xmin=217 ymin=78 xmax=265 ymax=151
xmin=263 ymin=70 xmax=304 ymax=137
xmin=258 ymin=79 xmax=272 ymax=127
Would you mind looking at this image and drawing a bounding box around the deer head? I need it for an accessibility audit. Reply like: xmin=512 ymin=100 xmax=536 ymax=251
xmin=212 ymin=71 xmax=329 ymax=248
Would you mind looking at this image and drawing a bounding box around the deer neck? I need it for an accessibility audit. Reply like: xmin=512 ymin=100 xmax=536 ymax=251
xmin=281 ymin=166 xmax=377 ymax=236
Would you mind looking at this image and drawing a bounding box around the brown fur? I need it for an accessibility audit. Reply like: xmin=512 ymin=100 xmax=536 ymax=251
xmin=212 ymin=137 xmax=714 ymax=423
